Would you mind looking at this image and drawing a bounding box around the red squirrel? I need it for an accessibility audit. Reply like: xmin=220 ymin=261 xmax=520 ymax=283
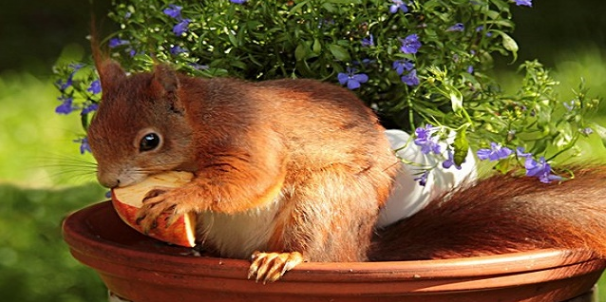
xmin=87 ymin=59 xmax=606 ymax=283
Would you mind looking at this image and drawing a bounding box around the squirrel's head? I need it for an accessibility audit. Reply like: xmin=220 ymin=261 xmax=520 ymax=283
xmin=87 ymin=61 xmax=195 ymax=188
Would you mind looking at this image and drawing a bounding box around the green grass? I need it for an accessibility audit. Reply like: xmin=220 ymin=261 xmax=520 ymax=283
xmin=496 ymin=44 xmax=606 ymax=116
xmin=1 ymin=47 xmax=605 ymax=301
xmin=0 ymin=70 xmax=98 ymax=187
xmin=0 ymin=71 xmax=107 ymax=301
xmin=0 ymin=184 xmax=106 ymax=302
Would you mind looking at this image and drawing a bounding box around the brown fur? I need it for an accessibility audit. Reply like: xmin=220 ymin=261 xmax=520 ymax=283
xmin=87 ymin=61 xmax=398 ymax=265
xmin=370 ymin=167 xmax=606 ymax=261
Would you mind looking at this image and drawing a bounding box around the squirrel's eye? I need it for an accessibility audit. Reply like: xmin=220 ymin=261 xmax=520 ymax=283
xmin=139 ymin=133 xmax=161 ymax=152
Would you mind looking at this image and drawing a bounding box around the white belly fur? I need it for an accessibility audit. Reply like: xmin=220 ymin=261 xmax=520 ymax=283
xmin=198 ymin=200 xmax=282 ymax=259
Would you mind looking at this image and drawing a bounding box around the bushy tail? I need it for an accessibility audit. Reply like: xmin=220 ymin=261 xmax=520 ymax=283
xmin=370 ymin=167 xmax=606 ymax=261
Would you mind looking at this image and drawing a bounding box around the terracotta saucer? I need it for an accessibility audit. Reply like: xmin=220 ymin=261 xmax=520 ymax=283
xmin=63 ymin=201 xmax=606 ymax=302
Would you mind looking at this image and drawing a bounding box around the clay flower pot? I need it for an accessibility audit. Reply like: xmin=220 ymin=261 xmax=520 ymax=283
xmin=63 ymin=201 xmax=606 ymax=302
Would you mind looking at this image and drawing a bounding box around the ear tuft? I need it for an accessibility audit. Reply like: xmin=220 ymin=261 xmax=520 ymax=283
xmin=151 ymin=64 xmax=180 ymax=96
xmin=151 ymin=64 xmax=184 ymax=114
xmin=98 ymin=60 xmax=127 ymax=93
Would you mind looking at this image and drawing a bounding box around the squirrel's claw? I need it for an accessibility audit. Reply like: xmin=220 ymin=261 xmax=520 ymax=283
xmin=248 ymin=251 xmax=304 ymax=283
xmin=135 ymin=187 xmax=177 ymax=233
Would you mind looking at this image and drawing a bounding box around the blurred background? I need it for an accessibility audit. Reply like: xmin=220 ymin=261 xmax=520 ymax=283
xmin=0 ymin=1 xmax=605 ymax=301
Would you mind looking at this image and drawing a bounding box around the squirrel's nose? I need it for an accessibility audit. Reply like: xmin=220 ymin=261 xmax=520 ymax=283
xmin=97 ymin=172 xmax=120 ymax=188
xmin=96 ymin=167 xmax=122 ymax=188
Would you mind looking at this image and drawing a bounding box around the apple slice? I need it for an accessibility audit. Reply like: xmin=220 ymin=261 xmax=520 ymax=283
xmin=111 ymin=171 xmax=197 ymax=247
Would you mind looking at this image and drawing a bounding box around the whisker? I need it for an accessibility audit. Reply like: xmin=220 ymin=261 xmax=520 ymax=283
xmin=27 ymin=153 xmax=99 ymax=185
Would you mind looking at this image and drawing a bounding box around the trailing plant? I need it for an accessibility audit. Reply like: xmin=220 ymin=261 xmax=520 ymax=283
xmin=53 ymin=0 xmax=603 ymax=183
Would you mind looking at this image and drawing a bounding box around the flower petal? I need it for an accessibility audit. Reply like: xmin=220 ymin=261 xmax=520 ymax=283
xmin=347 ymin=80 xmax=361 ymax=90
xmin=352 ymin=73 xmax=368 ymax=83
xmin=337 ymin=73 xmax=349 ymax=85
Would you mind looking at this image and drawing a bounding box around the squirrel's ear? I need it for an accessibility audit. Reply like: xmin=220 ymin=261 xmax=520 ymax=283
xmin=151 ymin=64 xmax=179 ymax=95
xmin=98 ymin=60 xmax=127 ymax=93
xmin=151 ymin=64 xmax=184 ymax=114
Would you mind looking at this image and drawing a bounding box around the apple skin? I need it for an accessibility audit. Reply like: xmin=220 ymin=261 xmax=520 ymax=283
xmin=110 ymin=171 xmax=197 ymax=247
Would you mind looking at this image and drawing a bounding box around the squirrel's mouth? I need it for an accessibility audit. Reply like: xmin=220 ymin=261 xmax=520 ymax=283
xmin=97 ymin=168 xmax=149 ymax=189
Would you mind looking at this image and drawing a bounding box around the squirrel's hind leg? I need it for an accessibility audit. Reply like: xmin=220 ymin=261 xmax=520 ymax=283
xmin=265 ymin=163 xmax=391 ymax=264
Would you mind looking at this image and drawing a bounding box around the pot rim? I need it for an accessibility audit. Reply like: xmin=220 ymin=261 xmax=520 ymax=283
xmin=63 ymin=201 xmax=603 ymax=283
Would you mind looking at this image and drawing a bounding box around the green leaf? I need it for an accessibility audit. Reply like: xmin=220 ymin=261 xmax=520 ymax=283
xmin=489 ymin=0 xmax=511 ymax=14
xmin=500 ymin=33 xmax=518 ymax=63
xmin=532 ymin=138 xmax=548 ymax=155
xmin=486 ymin=19 xmax=515 ymax=28
xmin=226 ymin=29 xmax=238 ymax=47
xmin=80 ymin=113 xmax=90 ymax=131
xmin=493 ymin=158 xmax=512 ymax=174
xmin=322 ymin=2 xmax=336 ymax=12
xmin=288 ymin=0 xmax=309 ymax=16
xmin=449 ymin=88 xmax=463 ymax=113
xmin=230 ymin=60 xmax=248 ymax=71
xmin=312 ymin=38 xmax=322 ymax=55
xmin=326 ymin=0 xmax=361 ymax=3
xmin=453 ymin=129 xmax=469 ymax=167
xmin=328 ymin=44 xmax=351 ymax=62
xmin=592 ymin=123 xmax=606 ymax=149
xmin=295 ymin=43 xmax=307 ymax=61
xmin=486 ymin=10 xmax=500 ymax=20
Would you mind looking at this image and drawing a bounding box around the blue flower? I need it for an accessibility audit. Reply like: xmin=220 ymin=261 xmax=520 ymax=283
xmin=442 ymin=150 xmax=462 ymax=169
xmin=56 ymin=77 xmax=73 ymax=91
xmin=81 ymin=103 xmax=99 ymax=115
xmin=475 ymin=26 xmax=493 ymax=37
xmin=580 ymin=127 xmax=594 ymax=135
xmin=74 ymin=137 xmax=92 ymax=154
xmin=68 ymin=63 xmax=84 ymax=71
xmin=361 ymin=34 xmax=374 ymax=47
xmin=163 ymin=4 xmax=182 ymax=19
xmin=389 ymin=0 xmax=408 ymax=14
xmin=55 ymin=63 xmax=84 ymax=91
xmin=55 ymin=96 xmax=75 ymax=115
xmin=514 ymin=0 xmax=532 ymax=7
xmin=447 ymin=23 xmax=465 ymax=32
xmin=516 ymin=146 xmax=533 ymax=158
xmin=392 ymin=59 xmax=414 ymax=75
xmin=109 ymin=38 xmax=130 ymax=48
xmin=189 ymin=63 xmax=210 ymax=70
xmin=414 ymin=170 xmax=429 ymax=186
xmin=231 ymin=0 xmax=247 ymax=3
xmin=337 ymin=68 xmax=369 ymax=90
xmin=476 ymin=142 xmax=512 ymax=161
xmin=525 ymin=156 xmax=560 ymax=183
xmin=317 ymin=19 xmax=335 ymax=29
xmin=173 ymin=19 xmax=191 ymax=36
xmin=87 ymin=80 xmax=101 ymax=94
xmin=170 ymin=45 xmax=187 ymax=55
xmin=400 ymin=34 xmax=421 ymax=54
xmin=353 ymin=58 xmax=377 ymax=66
xmin=414 ymin=124 xmax=441 ymax=155
xmin=467 ymin=65 xmax=474 ymax=74
xmin=401 ymin=69 xmax=419 ymax=86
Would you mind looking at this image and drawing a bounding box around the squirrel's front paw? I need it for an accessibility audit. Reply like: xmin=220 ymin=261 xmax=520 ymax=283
xmin=135 ymin=187 xmax=183 ymax=233
xmin=248 ymin=251 xmax=304 ymax=283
